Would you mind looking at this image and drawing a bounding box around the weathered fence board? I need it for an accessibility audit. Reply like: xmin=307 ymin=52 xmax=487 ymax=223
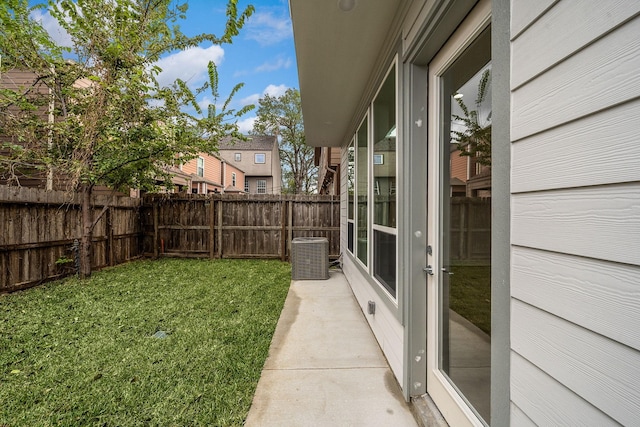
xmin=141 ymin=194 xmax=340 ymax=261
xmin=0 ymin=186 xmax=142 ymax=293
xmin=450 ymin=197 xmax=491 ymax=262
xmin=1 ymin=187 xmax=340 ymax=293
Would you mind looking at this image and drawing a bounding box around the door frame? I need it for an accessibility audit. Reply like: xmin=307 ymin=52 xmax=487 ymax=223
xmin=426 ymin=1 xmax=491 ymax=425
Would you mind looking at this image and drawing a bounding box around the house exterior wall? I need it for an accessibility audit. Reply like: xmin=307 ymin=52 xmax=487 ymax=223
xmin=292 ymin=0 xmax=640 ymax=424
xmin=318 ymin=147 xmax=341 ymax=195
xmin=509 ymin=2 xmax=640 ymax=425
xmin=180 ymin=153 xmax=246 ymax=194
xmin=223 ymin=162 xmax=244 ymax=191
xmin=218 ymin=136 xmax=282 ymax=194
xmin=340 ymin=146 xmax=404 ymax=381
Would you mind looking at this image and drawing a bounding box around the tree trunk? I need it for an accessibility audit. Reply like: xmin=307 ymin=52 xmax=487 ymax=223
xmin=79 ymin=184 xmax=93 ymax=279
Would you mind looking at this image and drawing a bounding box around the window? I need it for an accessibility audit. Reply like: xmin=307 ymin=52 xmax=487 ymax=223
xmin=232 ymin=172 xmax=237 ymax=187
xmin=348 ymin=59 xmax=398 ymax=300
xmin=257 ymin=179 xmax=267 ymax=194
xmin=244 ymin=180 xmax=250 ymax=193
xmin=372 ymin=62 xmax=397 ymax=297
xmin=356 ymin=116 xmax=368 ymax=267
xmin=197 ymin=157 xmax=204 ymax=177
xmin=235 ymin=153 xmax=241 ymax=161
xmin=255 ymin=153 xmax=266 ymax=164
xmin=347 ymin=141 xmax=355 ymax=254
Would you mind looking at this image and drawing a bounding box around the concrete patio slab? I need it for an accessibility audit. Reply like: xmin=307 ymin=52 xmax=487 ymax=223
xmin=245 ymin=271 xmax=418 ymax=426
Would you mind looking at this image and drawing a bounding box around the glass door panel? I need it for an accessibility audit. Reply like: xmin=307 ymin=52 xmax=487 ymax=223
xmin=426 ymin=10 xmax=492 ymax=424
xmin=439 ymin=27 xmax=491 ymax=424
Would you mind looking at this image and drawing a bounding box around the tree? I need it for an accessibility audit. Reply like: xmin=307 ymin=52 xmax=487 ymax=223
xmin=0 ymin=0 xmax=254 ymax=278
xmin=451 ymin=69 xmax=492 ymax=166
xmin=252 ymin=88 xmax=316 ymax=194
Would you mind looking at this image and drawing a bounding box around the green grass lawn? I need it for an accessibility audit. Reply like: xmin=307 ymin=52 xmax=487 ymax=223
xmin=0 ymin=258 xmax=291 ymax=426
xmin=449 ymin=265 xmax=491 ymax=335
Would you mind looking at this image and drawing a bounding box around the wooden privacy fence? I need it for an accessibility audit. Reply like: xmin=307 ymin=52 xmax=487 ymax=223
xmin=141 ymin=193 xmax=340 ymax=261
xmin=449 ymin=197 xmax=491 ymax=262
xmin=0 ymin=186 xmax=143 ymax=293
xmin=1 ymin=188 xmax=340 ymax=292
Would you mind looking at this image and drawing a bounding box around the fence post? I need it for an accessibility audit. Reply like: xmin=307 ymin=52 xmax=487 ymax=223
xmin=209 ymin=197 xmax=215 ymax=259
xmin=107 ymin=206 xmax=115 ymax=266
xmin=280 ymin=199 xmax=286 ymax=261
xmin=287 ymin=199 xmax=293 ymax=260
xmin=153 ymin=201 xmax=159 ymax=259
xmin=217 ymin=198 xmax=223 ymax=258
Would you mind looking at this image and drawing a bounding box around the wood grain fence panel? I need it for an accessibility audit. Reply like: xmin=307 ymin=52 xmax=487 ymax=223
xmin=143 ymin=194 xmax=340 ymax=261
xmin=1 ymin=189 xmax=339 ymax=292
xmin=1 ymin=186 xmax=143 ymax=293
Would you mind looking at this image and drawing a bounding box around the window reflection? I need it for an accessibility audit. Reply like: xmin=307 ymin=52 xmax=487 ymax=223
xmin=356 ymin=118 xmax=368 ymax=266
xmin=440 ymin=26 xmax=491 ymax=424
xmin=373 ymin=65 xmax=396 ymax=228
xmin=347 ymin=143 xmax=355 ymax=253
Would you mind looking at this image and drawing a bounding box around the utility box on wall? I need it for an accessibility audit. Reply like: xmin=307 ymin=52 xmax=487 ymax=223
xmin=291 ymin=237 xmax=329 ymax=280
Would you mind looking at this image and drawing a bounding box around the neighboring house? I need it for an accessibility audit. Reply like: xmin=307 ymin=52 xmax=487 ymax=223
xmin=315 ymin=147 xmax=341 ymax=195
xmin=218 ymin=135 xmax=282 ymax=194
xmin=290 ymin=0 xmax=640 ymax=426
xmin=179 ymin=153 xmax=245 ymax=194
xmin=0 ymin=68 xmax=121 ymax=196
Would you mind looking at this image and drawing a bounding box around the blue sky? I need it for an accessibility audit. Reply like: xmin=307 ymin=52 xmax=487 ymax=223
xmin=30 ymin=0 xmax=299 ymax=134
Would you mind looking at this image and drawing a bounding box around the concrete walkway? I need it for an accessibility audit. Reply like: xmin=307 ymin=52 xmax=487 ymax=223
xmin=245 ymin=271 xmax=418 ymax=427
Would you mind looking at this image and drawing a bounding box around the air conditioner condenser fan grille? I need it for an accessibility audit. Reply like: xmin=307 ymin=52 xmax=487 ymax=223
xmin=291 ymin=237 xmax=329 ymax=280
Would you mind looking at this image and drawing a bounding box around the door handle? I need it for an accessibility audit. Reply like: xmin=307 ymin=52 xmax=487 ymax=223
xmin=441 ymin=267 xmax=454 ymax=275
xmin=423 ymin=265 xmax=434 ymax=275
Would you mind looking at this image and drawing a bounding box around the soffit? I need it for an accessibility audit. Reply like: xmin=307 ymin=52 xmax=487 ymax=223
xmin=290 ymin=0 xmax=402 ymax=147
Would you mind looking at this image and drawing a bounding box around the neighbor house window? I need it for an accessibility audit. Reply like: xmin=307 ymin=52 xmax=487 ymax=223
xmin=235 ymin=153 xmax=241 ymax=161
xmin=373 ymin=154 xmax=384 ymax=165
xmin=257 ymin=179 xmax=267 ymax=194
xmin=255 ymin=153 xmax=266 ymax=164
xmin=244 ymin=180 xmax=250 ymax=193
xmin=232 ymin=172 xmax=237 ymax=187
xmin=197 ymin=157 xmax=204 ymax=177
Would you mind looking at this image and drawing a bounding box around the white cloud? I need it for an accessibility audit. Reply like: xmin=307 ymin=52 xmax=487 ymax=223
xmin=197 ymin=96 xmax=214 ymax=113
xmin=240 ymin=93 xmax=261 ymax=106
xmin=239 ymin=84 xmax=289 ymax=107
xmin=236 ymin=117 xmax=256 ymax=134
xmin=263 ymin=84 xmax=288 ymax=97
xmin=256 ymin=56 xmax=292 ymax=73
xmin=155 ymin=45 xmax=225 ymax=88
xmin=245 ymin=11 xmax=292 ymax=46
xmin=30 ymin=9 xmax=73 ymax=47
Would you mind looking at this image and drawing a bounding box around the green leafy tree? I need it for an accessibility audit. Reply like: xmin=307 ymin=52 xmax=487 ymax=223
xmin=451 ymin=69 xmax=491 ymax=166
xmin=0 ymin=0 xmax=254 ymax=278
xmin=252 ymin=88 xmax=316 ymax=194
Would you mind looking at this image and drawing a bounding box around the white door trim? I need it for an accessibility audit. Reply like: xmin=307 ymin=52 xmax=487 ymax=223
xmin=426 ymin=0 xmax=491 ymax=425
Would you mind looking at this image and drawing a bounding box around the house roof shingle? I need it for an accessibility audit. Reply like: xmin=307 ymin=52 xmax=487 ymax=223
xmin=218 ymin=135 xmax=277 ymax=151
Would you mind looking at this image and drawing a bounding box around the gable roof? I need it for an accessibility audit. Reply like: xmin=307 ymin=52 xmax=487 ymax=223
xmin=218 ymin=135 xmax=277 ymax=151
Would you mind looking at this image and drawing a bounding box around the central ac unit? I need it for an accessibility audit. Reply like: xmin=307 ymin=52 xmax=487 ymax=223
xmin=291 ymin=237 xmax=329 ymax=280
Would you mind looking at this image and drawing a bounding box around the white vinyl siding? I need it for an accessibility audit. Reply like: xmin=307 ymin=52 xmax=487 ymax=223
xmin=510 ymin=2 xmax=640 ymax=425
xmin=342 ymin=258 xmax=404 ymax=380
